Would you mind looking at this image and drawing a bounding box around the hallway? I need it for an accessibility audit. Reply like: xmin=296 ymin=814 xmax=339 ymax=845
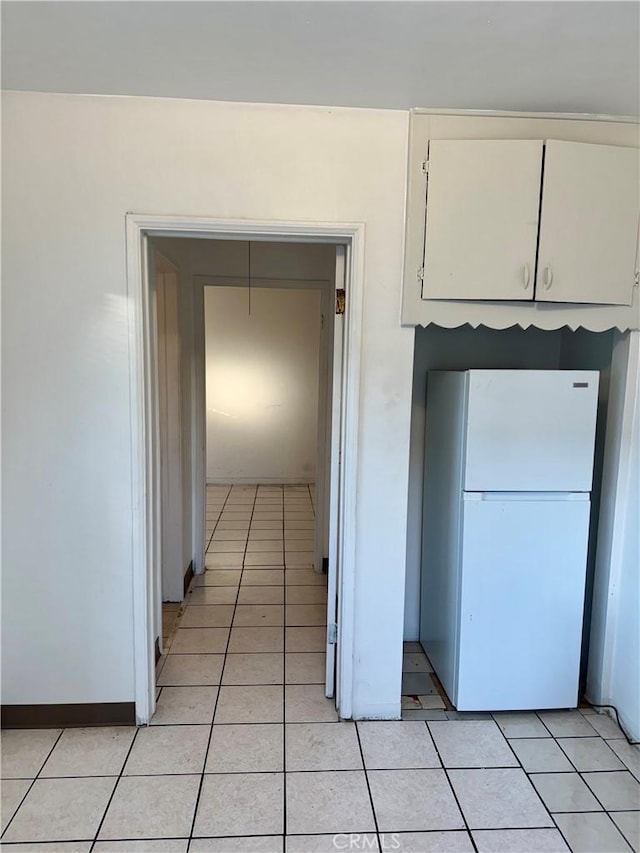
xmin=1 ymin=485 xmax=639 ymax=851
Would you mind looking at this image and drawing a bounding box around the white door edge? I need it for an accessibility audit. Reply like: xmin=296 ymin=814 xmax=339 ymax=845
xmin=126 ymin=214 xmax=364 ymax=724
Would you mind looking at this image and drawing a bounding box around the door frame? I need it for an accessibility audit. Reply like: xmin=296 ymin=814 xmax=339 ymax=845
xmin=125 ymin=214 xmax=364 ymax=724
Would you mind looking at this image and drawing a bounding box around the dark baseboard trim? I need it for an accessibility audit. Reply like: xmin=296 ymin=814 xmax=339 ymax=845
xmin=322 ymin=557 xmax=329 ymax=574
xmin=184 ymin=560 xmax=194 ymax=595
xmin=155 ymin=636 xmax=161 ymax=665
xmin=1 ymin=702 xmax=136 ymax=729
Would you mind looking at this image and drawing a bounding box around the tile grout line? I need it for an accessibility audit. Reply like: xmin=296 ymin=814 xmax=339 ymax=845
xmin=282 ymin=484 xmax=288 ymax=841
xmin=0 ymin=728 xmax=65 ymax=841
xmin=424 ymin=721 xmax=479 ymax=852
xmin=88 ymin=725 xmax=141 ymax=851
xmin=353 ymin=721 xmax=383 ymax=847
xmin=187 ymin=483 xmax=258 ymax=844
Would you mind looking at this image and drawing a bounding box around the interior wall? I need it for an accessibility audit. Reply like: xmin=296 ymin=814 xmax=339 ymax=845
xmin=204 ymin=285 xmax=321 ymax=482
xmin=558 ymin=328 xmax=615 ymax=690
xmin=405 ymin=324 xmax=563 ymax=640
xmin=2 ymin=91 xmax=412 ymax=718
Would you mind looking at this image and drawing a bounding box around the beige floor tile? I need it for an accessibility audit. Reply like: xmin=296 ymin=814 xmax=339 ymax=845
xmin=583 ymin=711 xmax=627 ymax=739
xmin=204 ymin=554 xmax=244 ymax=568
xmin=98 ymin=775 xmax=200 ymax=840
xmin=285 ymin=555 xmax=315 ymax=568
xmin=212 ymin=529 xmax=248 ymax=541
xmin=611 ymin=812 xmax=640 ymax=851
xmin=537 ymin=710 xmax=597 ymax=737
xmin=554 ymin=812 xmax=632 ymax=853
xmin=285 ymin=653 xmax=325 ymax=684
xmin=285 ymin=685 xmax=338 ymax=723
xmin=169 ymin=627 xmax=229 ymax=654
xmin=215 ymin=685 xmax=284 ymax=724
xmin=284 ymin=540 xmax=315 ymax=552
xmin=234 ymin=605 xmax=284 ymax=627
xmin=244 ymin=553 xmax=285 ymax=567
xmin=251 ymin=521 xmax=283 ymax=530
xmin=3 ymin=777 xmax=116 ymax=842
xmin=472 ymin=828 xmax=569 ymax=852
xmin=180 ymin=604 xmax=235 ymax=628
xmin=284 ymin=529 xmax=316 ymax=540
xmin=492 ymin=712 xmax=551 ymax=739
xmin=285 ymin=722 xmax=362 ymax=771
xmin=197 ymin=569 xmax=242 ymax=586
xmin=385 ymin=831 xmax=474 ymax=852
xmin=95 ymin=841 xmax=189 ymax=852
xmin=206 ymin=723 xmax=284 ymax=773
xmin=285 ymin=570 xmax=326 ymax=587
xmin=246 ymin=540 xmax=283 ymax=552
xmin=193 ymin=773 xmax=284 ymax=837
xmin=286 ymin=627 xmax=326 ymax=652
xmin=216 ymin=521 xmax=250 ymax=531
xmin=583 ymin=770 xmax=640 ymax=810
xmin=449 ymin=768 xmax=554 ymax=829
xmin=607 ymin=738 xmax=640 ymax=781
xmin=428 ymin=721 xmax=518 ymax=768
xmin=207 ymin=540 xmax=246 ymax=553
xmin=4 ymin=844 xmax=93 ymax=852
xmin=558 ymin=737 xmax=626 ymax=771
xmin=39 ymin=727 xmax=135 ymax=778
xmin=1 ymin=778 xmax=30 ymax=832
xmin=286 ymin=770 xmax=374 ymax=834
xmin=508 ymin=738 xmax=574 ymax=772
xmin=156 ymin=654 xmax=224 ymax=686
xmin=1 ymin=729 xmax=62 ymax=779
xmin=192 ymin=837 xmax=283 ymax=853
xmin=531 ymin=772 xmax=603 ymax=812
xmin=250 ymin=529 xmax=286 ymax=540
xmin=151 ymin=686 xmax=218 ymax=725
xmin=228 ymin=626 xmax=285 ymax=653
xmin=358 ymin=721 xmax=440 ymax=769
xmin=124 ymin=724 xmax=210 ymax=775
xmin=284 ymin=522 xmax=314 ymax=531
xmin=186 ymin=586 xmax=237 ymax=605
xmin=238 ymin=585 xmax=285 ymax=605
xmin=223 ymin=653 xmax=284 ymax=685
xmin=285 ymin=604 xmax=326 ymax=626
xmin=286 ymin=835 xmax=377 ymax=853
xmin=285 ymin=586 xmax=327 ymax=605
xmin=242 ymin=570 xmax=285 ymax=586
xmin=368 ymin=769 xmax=464 ymax=832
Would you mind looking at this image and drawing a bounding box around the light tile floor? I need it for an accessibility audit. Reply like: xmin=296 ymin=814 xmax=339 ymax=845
xmin=2 ymin=484 xmax=639 ymax=852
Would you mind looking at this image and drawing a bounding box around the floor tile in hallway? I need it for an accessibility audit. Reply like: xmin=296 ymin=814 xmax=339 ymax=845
xmin=2 ymin=485 xmax=639 ymax=852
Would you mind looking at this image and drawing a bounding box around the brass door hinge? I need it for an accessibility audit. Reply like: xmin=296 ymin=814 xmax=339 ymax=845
xmin=336 ymin=289 xmax=345 ymax=315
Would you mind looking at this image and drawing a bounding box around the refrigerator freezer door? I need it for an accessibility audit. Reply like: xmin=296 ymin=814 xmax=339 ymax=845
xmin=464 ymin=370 xmax=599 ymax=492
xmin=454 ymin=493 xmax=590 ymax=711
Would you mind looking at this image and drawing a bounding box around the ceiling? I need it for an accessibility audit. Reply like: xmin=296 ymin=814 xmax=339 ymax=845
xmin=2 ymin=1 xmax=639 ymax=116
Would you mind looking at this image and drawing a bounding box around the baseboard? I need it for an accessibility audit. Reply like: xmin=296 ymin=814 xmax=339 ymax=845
xmin=183 ymin=560 xmax=194 ymax=595
xmin=1 ymin=702 xmax=136 ymax=729
xmin=206 ymin=477 xmax=315 ymax=485
xmin=155 ymin=636 xmax=161 ymax=664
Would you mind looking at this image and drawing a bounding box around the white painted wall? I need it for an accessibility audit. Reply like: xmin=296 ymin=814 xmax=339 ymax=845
xmin=405 ymin=324 xmax=564 ymax=639
xmin=2 ymin=92 xmax=412 ymax=717
xmin=204 ymin=285 xmax=321 ymax=482
xmin=587 ymin=332 xmax=640 ymax=741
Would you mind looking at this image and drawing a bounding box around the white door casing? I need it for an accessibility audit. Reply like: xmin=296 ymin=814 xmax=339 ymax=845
xmin=126 ymin=215 xmax=363 ymax=724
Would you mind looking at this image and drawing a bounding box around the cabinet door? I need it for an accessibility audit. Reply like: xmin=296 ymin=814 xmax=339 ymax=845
xmin=536 ymin=140 xmax=640 ymax=305
xmin=422 ymin=139 xmax=543 ymax=301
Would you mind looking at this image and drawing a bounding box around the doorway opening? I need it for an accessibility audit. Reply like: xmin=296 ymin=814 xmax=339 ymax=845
xmin=126 ymin=216 xmax=363 ymax=724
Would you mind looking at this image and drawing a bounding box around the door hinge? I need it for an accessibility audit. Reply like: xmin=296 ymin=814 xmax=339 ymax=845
xmin=421 ymin=159 xmax=429 ymax=175
xmin=336 ymin=289 xmax=345 ymax=315
xmin=328 ymin=622 xmax=338 ymax=644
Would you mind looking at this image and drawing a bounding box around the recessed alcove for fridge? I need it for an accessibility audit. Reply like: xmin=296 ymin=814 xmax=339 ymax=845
xmin=404 ymin=323 xmax=621 ymax=710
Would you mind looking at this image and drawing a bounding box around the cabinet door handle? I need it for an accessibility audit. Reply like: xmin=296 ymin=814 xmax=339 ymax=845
xmin=543 ymin=266 xmax=554 ymax=290
xmin=522 ymin=264 xmax=530 ymax=289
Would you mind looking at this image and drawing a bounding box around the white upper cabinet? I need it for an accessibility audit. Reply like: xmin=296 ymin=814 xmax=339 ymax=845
xmin=422 ymin=139 xmax=543 ymax=301
xmin=536 ymin=141 xmax=640 ymax=306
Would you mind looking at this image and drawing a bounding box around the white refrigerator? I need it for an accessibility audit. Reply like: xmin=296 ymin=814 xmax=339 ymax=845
xmin=420 ymin=369 xmax=599 ymax=711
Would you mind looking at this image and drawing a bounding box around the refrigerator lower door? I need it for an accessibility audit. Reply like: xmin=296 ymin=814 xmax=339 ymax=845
xmin=455 ymin=492 xmax=590 ymax=711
